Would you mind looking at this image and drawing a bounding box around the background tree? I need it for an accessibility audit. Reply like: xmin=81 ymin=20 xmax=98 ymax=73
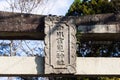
xmin=111 ymin=0 xmax=120 ymax=13
xmin=66 ymin=0 xmax=114 ymax=16
xmin=6 ymin=0 xmax=43 ymax=13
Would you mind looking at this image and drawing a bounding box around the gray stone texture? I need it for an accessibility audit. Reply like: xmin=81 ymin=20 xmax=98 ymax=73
xmin=44 ymin=16 xmax=76 ymax=74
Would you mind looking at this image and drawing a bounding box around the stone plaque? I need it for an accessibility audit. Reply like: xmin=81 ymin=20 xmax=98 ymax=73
xmin=44 ymin=16 xmax=76 ymax=74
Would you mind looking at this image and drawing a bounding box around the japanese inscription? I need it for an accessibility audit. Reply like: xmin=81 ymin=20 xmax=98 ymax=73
xmin=50 ymin=24 xmax=68 ymax=68
xmin=45 ymin=16 xmax=76 ymax=74
xmin=56 ymin=26 xmax=65 ymax=65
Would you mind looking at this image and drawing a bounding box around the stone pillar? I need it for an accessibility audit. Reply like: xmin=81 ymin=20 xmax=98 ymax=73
xmin=44 ymin=16 xmax=76 ymax=74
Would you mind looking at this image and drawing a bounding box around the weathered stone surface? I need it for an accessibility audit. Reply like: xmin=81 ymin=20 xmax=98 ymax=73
xmin=0 ymin=11 xmax=120 ymax=40
xmin=0 ymin=11 xmax=45 ymax=32
xmin=2 ymin=57 xmax=120 ymax=76
xmin=0 ymin=11 xmax=120 ymax=32
xmin=0 ymin=57 xmax=44 ymax=76
xmin=80 ymin=33 xmax=120 ymax=41
xmin=0 ymin=32 xmax=45 ymax=40
xmin=75 ymin=13 xmax=120 ymax=25
xmin=76 ymin=57 xmax=120 ymax=75
xmin=44 ymin=16 xmax=76 ymax=74
xmin=78 ymin=24 xmax=120 ymax=33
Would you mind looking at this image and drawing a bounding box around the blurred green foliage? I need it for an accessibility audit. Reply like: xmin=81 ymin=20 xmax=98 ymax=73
xmin=66 ymin=0 xmax=115 ymax=16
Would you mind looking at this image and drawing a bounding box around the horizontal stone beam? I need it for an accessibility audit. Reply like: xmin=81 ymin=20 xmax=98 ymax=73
xmin=75 ymin=13 xmax=120 ymax=25
xmin=76 ymin=57 xmax=120 ymax=76
xmin=0 ymin=11 xmax=120 ymax=40
xmin=78 ymin=25 xmax=120 ymax=33
xmin=0 ymin=32 xmax=45 ymax=40
xmin=0 ymin=12 xmax=119 ymax=32
xmin=1 ymin=57 xmax=120 ymax=76
xmin=1 ymin=28 xmax=120 ymax=41
xmin=0 ymin=11 xmax=45 ymax=32
xmin=77 ymin=24 xmax=120 ymax=41
xmin=80 ymin=33 xmax=120 ymax=41
xmin=0 ymin=57 xmax=44 ymax=76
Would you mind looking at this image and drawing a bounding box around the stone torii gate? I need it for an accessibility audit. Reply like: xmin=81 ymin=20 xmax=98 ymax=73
xmin=0 ymin=11 xmax=120 ymax=76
